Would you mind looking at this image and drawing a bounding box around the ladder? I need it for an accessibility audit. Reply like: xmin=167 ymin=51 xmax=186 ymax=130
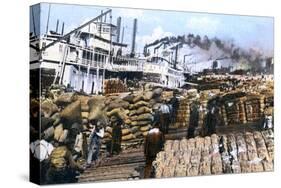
xmin=53 ymin=44 xmax=69 ymax=85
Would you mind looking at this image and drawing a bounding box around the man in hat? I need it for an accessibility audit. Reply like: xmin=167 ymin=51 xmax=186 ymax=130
xmin=86 ymin=120 xmax=105 ymax=167
xmin=170 ymin=91 xmax=179 ymax=124
xmin=110 ymin=114 xmax=123 ymax=155
xmin=187 ymin=101 xmax=199 ymax=138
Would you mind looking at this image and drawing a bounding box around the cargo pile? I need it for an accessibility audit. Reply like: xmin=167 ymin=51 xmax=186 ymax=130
xmin=103 ymin=87 xmax=165 ymax=149
xmin=104 ymin=79 xmax=128 ymax=94
xmin=171 ymin=97 xmax=190 ymax=128
xmin=152 ymin=130 xmax=274 ymax=178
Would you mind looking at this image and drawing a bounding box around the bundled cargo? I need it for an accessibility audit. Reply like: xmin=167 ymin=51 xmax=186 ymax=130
xmin=172 ymin=97 xmax=190 ymax=128
xmin=244 ymin=94 xmax=263 ymax=123
xmin=104 ymin=79 xmax=128 ymax=94
xmin=153 ymin=130 xmax=273 ymax=178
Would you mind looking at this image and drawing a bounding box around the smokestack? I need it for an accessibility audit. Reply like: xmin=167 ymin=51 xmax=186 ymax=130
xmin=131 ymin=18 xmax=137 ymax=57
xmin=174 ymin=45 xmax=178 ymax=68
xmin=56 ymin=19 xmax=59 ymax=33
xmin=61 ymin=22 xmax=64 ymax=35
xmin=100 ymin=11 xmax=103 ymax=37
xmin=116 ymin=17 xmax=121 ymax=43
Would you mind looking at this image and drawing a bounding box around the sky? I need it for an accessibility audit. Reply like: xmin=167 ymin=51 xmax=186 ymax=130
xmin=30 ymin=3 xmax=274 ymax=56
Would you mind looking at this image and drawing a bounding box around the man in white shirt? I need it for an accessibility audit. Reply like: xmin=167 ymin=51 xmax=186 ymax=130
xmin=86 ymin=121 xmax=105 ymax=167
xmin=30 ymin=139 xmax=54 ymax=162
xmin=159 ymin=103 xmax=171 ymax=134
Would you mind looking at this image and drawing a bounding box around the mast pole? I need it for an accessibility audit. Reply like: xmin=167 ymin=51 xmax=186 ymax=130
xmin=31 ymin=7 xmax=36 ymax=36
xmin=45 ymin=4 xmax=51 ymax=35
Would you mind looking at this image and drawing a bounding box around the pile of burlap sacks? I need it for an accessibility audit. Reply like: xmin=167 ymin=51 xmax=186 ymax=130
xmin=152 ymin=130 xmax=274 ymax=178
xmin=103 ymin=87 xmax=165 ymax=149
xmin=40 ymin=84 xmax=175 ymax=153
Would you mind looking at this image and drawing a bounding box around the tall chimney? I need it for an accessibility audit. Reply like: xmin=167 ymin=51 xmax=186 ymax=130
xmin=174 ymin=44 xmax=178 ymax=68
xmin=116 ymin=17 xmax=121 ymax=43
xmin=131 ymin=18 xmax=137 ymax=57
xmin=56 ymin=19 xmax=59 ymax=33
xmin=61 ymin=22 xmax=64 ymax=35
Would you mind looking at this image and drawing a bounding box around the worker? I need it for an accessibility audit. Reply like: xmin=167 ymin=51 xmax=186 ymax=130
xmin=86 ymin=120 xmax=105 ymax=168
xmin=64 ymin=122 xmax=83 ymax=160
xmin=261 ymin=107 xmax=273 ymax=130
xmin=144 ymin=122 xmax=165 ymax=178
xmin=170 ymin=91 xmax=179 ymax=124
xmin=110 ymin=115 xmax=123 ymax=155
xmin=159 ymin=102 xmax=171 ymax=134
xmin=30 ymin=139 xmax=54 ymax=184
xmin=205 ymin=101 xmax=219 ymax=136
xmin=187 ymin=102 xmax=199 ymax=138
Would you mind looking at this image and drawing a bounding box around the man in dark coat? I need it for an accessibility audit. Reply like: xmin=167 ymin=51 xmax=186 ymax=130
xmin=187 ymin=102 xmax=199 ymax=138
xmin=205 ymin=102 xmax=219 ymax=136
xmin=170 ymin=92 xmax=179 ymax=124
xmin=110 ymin=115 xmax=123 ymax=155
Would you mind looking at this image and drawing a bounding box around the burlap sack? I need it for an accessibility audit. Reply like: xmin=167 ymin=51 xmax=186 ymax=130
xmin=81 ymin=112 xmax=89 ymax=119
xmin=107 ymin=100 xmax=130 ymax=111
xmin=106 ymin=108 xmax=129 ymax=122
xmin=131 ymin=120 xmax=151 ymax=126
xmin=122 ymin=128 xmax=131 ymax=136
xmin=134 ymin=131 xmax=143 ymax=138
xmin=136 ymin=106 xmax=152 ymax=115
xmin=60 ymin=100 xmax=81 ymax=125
xmin=142 ymin=131 xmax=149 ymax=137
xmin=104 ymin=132 xmax=112 ymax=139
xmin=129 ymin=110 xmax=137 ymax=116
xmin=54 ymin=124 xmax=63 ymax=141
xmin=55 ymin=92 xmax=77 ymax=106
xmin=77 ymin=95 xmax=90 ymax=112
xmin=131 ymin=126 xmax=139 ymax=133
xmin=41 ymin=100 xmax=59 ymax=118
xmin=133 ymin=101 xmax=149 ymax=109
xmin=144 ymin=91 xmax=154 ymax=101
xmin=88 ymin=95 xmax=106 ymax=121
xmin=137 ymin=113 xmax=153 ymax=121
xmin=140 ymin=124 xmax=151 ymax=132
xmin=122 ymin=133 xmax=135 ymax=141
xmin=153 ymin=88 xmax=163 ymax=97
xmin=130 ymin=116 xmax=138 ymax=121
xmin=123 ymin=94 xmax=134 ymax=103
xmin=132 ymin=95 xmax=145 ymax=103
